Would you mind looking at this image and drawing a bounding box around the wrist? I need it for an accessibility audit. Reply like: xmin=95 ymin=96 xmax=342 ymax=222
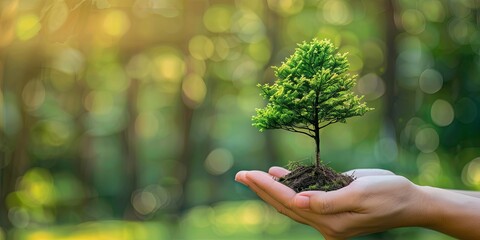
xmin=414 ymin=186 xmax=443 ymax=229
xmin=416 ymin=185 xmax=480 ymax=238
xmin=383 ymin=182 xmax=437 ymax=229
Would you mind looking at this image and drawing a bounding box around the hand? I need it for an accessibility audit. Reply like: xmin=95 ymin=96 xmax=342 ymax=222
xmin=235 ymin=167 xmax=427 ymax=239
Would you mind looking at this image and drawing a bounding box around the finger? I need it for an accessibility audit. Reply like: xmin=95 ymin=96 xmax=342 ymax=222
xmin=235 ymin=171 xmax=250 ymax=186
xmin=248 ymin=179 xmax=309 ymax=224
xmin=343 ymin=169 xmax=394 ymax=178
xmin=242 ymin=171 xmax=310 ymax=225
xmin=297 ymin=188 xmax=358 ymax=214
xmin=244 ymin=171 xmax=295 ymax=204
xmin=268 ymin=166 xmax=290 ymax=178
xmin=245 ymin=171 xmax=297 ymax=206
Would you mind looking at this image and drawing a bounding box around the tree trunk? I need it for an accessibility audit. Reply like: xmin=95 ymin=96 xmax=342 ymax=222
xmin=314 ymin=94 xmax=320 ymax=168
xmin=314 ymin=125 xmax=320 ymax=168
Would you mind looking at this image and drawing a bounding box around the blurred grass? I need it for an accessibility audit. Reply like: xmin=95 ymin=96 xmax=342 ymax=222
xmin=7 ymin=200 xmax=454 ymax=240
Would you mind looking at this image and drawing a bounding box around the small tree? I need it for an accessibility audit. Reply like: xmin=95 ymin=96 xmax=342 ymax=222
xmin=253 ymin=38 xmax=371 ymax=170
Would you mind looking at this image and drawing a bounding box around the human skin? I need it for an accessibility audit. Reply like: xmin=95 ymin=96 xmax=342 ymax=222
xmin=235 ymin=167 xmax=480 ymax=240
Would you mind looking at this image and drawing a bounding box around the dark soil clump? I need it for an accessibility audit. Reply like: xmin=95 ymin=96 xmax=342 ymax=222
xmin=279 ymin=162 xmax=354 ymax=193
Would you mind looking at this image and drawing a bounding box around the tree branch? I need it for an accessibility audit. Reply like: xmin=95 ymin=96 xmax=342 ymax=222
xmin=281 ymin=126 xmax=314 ymax=138
xmin=319 ymin=120 xmax=337 ymax=129
xmin=292 ymin=123 xmax=314 ymax=132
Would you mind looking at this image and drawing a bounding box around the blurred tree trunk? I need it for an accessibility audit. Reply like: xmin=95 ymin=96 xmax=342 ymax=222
xmin=477 ymin=0 xmax=480 ymax=25
xmin=262 ymin=6 xmax=281 ymax=167
xmin=0 ymin=0 xmax=19 ymax=229
xmin=122 ymin=77 xmax=139 ymax=219
xmin=0 ymin=109 xmax=30 ymax=230
xmin=0 ymin=42 xmax=6 ymax=228
xmin=0 ymin=50 xmax=11 ymax=230
xmin=383 ymin=0 xmax=399 ymax=134
xmin=66 ymin=4 xmax=95 ymax=219
xmin=176 ymin=102 xmax=194 ymax=212
xmin=0 ymin=57 xmax=41 ymax=229
xmin=0 ymin=70 xmax=5 ymax=229
xmin=173 ymin=0 xmax=209 ymax=213
xmin=73 ymin=72 xmax=95 ymax=219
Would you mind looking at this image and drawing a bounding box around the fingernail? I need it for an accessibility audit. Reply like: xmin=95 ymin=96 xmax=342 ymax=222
xmin=295 ymin=196 xmax=310 ymax=209
xmin=235 ymin=171 xmax=247 ymax=184
xmin=235 ymin=171 xmax=244 ymax=181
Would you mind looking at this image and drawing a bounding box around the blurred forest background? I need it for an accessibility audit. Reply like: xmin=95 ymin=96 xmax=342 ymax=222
xmin=1 ymin=0 xmax=479 ymax=239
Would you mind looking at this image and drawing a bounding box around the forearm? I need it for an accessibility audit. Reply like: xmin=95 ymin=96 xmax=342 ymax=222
xmin=450 ymin=189 xmax=480 ymax=198
xmin=420 ymin=186 xmax=480 ymax=239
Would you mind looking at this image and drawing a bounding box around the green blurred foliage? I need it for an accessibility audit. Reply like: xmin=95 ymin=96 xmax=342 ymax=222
xmin=0 ymin=0 xmax=479 ymax=239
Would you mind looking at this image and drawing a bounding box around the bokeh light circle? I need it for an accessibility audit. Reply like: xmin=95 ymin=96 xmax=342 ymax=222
xmin=204 ymin=148 xmax=234 ymax=175
xmin=401 ymin=9 xmax=426 ymax=34
xmin=431 ymin=99 xmax=454 ymax=127
xmin=419 ymin=69 xmax=443 ymax=94
xmin=415 ymin=127 xmax=439 ymax=153
xmin=203 ymin=5 xmax=233 ymax=33
xmin=462 ymin=157 xmax=480 ymax=187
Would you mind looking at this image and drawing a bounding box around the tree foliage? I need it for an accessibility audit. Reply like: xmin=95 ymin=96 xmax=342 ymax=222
xmin=252 ymin=39 xmax=372 ymax=165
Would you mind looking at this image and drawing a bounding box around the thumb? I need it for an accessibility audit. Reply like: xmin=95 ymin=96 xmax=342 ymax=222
xmin=296 ymin=189 xmax=357 ymax=214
